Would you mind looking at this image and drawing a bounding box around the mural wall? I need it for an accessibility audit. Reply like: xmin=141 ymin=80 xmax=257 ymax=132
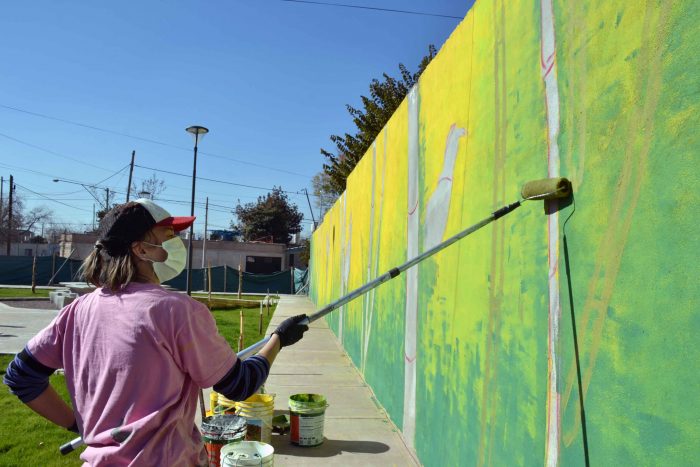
xmin=310 ymin=1 xmax=699 ymax=465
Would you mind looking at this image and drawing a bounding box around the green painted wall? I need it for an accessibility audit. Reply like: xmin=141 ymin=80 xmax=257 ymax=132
xmin=310 ymin=1 xmax=700 ymax=465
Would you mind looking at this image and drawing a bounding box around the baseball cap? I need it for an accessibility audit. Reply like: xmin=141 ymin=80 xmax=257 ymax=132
xmin=96 ymin=199 xmax=195 ymax=257
xmin=134 ymin=198 xmax=195 ymax=232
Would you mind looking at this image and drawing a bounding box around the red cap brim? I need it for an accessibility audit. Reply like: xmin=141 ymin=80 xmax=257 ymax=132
xmin=155 ymin=216 xmax=196 ymax=232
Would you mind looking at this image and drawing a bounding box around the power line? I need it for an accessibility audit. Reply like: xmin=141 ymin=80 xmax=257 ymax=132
xmin=14 ymin=183 xmax=92 ymax=212
xmin=271 ymin=0 xmax=463 ymax=19
xmin=0 ymin=132 xmax=121 ymax=173
xmin=0 ymin=103 xmax=312 ymax=178
xmin=134 ymin=164 xmax=303 ymax=195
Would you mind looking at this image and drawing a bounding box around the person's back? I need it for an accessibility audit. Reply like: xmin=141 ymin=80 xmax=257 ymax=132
xmin=33 ymin=283 xmax=234 ymax=465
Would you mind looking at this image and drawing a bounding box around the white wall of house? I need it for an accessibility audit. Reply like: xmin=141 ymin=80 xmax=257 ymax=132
xmin=59 ymin=233 xmax=291 ymax=271
xmin=2 ymin=243 xmax=60 ymax=257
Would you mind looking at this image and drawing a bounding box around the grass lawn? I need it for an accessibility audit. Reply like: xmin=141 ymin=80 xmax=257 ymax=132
xmin=0 ymin=304 xmax=276 ymax=466
xmin=0 ymin=288 xmax=52 ymax=298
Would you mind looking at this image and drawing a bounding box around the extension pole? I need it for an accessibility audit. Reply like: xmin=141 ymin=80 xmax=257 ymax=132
xmin=126 ymin=150 xmax=135 ymax=202
xmin=237 ymin=200 xmax=522 ymax=359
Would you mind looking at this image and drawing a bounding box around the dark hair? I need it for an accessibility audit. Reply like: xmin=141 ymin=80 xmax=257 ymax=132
xmin=80 ymin=202 xmax=156 ymax=291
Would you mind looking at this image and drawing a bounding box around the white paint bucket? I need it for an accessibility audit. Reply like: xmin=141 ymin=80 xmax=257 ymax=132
xmin=220 ymin=441 xmax=274 ymax=467
xmin=233 ymin=394 xmax=275 ymax=444
xmin=288 ymin=393 xmax=328 ymax=447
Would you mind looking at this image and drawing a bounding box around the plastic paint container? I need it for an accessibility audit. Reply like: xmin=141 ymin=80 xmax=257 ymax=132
xmin=288 ymin=394 xmax=328 ymax=447
xmin=220 ymin=441 xmax=274 ymax=466
xmin=233 ymin=394 xmax=275 ymax=444
xmin=201 ymin=415 xmax=247 ymax=467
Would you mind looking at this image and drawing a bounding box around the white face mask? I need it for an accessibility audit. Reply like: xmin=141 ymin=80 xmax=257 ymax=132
xmin=141 ymin=237 xmax=187 ymax=283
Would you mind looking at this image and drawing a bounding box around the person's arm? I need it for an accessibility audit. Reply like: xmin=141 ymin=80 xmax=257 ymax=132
xmin=213 ymin=315 xmax=308 ymax=401
xmin=257 ymin=333 xmax=281 ymax=366
xmin=26 ymin=386 xmax=76 ymax=430
xmin=3 ymin=348 xmax=78 ymax=432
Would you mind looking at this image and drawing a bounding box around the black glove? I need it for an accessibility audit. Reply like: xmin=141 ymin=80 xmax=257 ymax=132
xmin=273 ymin=314 xmax=309 ymax=348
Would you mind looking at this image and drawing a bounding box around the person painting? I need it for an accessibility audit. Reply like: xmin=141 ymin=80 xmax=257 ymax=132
xmin=3 ymin=199 xmax=308 ymax=465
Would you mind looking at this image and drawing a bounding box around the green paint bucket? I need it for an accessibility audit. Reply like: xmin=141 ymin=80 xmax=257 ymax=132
xmin=288 ymin=393 xmax=328 ymax=447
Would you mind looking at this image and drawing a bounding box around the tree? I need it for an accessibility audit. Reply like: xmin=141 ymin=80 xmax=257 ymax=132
xmin=298 ymin=238 xmax=310 ymax=265
xmin=0 ymin=194 xmax=53 ymax=244
xmin=233 ymin=187 xmax=304 ymax=244
xmin=311 ymin=171 xmax=338 ymax=219
xmin=132 ymin=173 xmax=166 ymax=200
xmin=24 ymin=206 xmax=53 ymax=234
xmin=321 ymin=45 xmax=437 ymax=195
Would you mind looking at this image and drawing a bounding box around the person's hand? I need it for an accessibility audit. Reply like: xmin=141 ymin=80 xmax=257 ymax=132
xmin=273 ymin=314 xmax=309 ymax=348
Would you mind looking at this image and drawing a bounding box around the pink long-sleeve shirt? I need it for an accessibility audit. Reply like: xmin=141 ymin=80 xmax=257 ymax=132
xmin=28 ymin=282 xmax=236 ymax=466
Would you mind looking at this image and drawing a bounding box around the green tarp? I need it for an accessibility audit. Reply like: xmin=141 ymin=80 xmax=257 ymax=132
xmin=0 ymin=257 xmax=293 ymax=293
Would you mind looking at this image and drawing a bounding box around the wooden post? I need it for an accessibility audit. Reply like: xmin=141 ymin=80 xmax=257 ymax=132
xmin=266 ymin=294 xmax=270 ymax=318
xmin=259 ymin=301 xmax=263 ymax=335
xmin=238 ymin=309 xmax=245 ymax=352
xmin=237 ymin=261 xmax=243 ymax=299
xmin=31 ymin=256 xmax=37 ymax=294
xmin=207 ymin=261 xmax=212 ymax=303
xmin=223 ymin=264 xmax=227 ymax=293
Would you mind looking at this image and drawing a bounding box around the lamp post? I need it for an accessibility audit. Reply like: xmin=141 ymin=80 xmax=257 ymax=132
xmin=185 ymin=125 xmax=209 ymax=296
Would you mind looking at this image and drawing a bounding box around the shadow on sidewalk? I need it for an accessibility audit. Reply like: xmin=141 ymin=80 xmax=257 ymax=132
xmin=271 ymin=435 xmax=390 ymax=458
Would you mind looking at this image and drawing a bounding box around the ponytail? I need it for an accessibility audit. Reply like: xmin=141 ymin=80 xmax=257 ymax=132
xmin=79 ymin=244 xmax=138 ymax=292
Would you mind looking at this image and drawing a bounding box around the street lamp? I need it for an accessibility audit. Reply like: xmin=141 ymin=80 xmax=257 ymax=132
xmin=185 ymin=125 xmax=209 ymax=295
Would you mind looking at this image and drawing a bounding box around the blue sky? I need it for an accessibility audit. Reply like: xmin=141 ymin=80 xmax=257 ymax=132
xmin=0 ymin=0 xmax=473 ymax=238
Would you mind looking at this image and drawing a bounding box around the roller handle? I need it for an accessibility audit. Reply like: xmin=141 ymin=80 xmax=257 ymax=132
xmin=60 ymin=437 xmax=84 ymax=455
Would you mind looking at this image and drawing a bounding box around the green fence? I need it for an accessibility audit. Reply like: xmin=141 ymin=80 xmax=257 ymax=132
xmin=0 ymin=257 xmax=293 ymax=294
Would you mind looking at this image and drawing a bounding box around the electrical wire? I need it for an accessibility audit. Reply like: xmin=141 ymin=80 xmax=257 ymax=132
xmin=271 ymin=0 xmax=463 ymax=19
xmin=0 ymin=103 xmax=312 ymax=178
xmin=13 ymin=183 xmax=92 ymax=212
xmin=0 ymin=132 xmax=122 ymax=173
xmin=134 ymin=164 xmax=303 ymax=195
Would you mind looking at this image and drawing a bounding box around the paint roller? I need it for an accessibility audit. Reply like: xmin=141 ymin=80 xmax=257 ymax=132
xmin=59 ymin=176 xmax=571 ymax=456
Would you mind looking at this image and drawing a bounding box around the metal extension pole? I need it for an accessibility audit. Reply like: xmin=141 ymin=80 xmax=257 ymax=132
xmin=236 ymin=200 xmax=522 ymax=359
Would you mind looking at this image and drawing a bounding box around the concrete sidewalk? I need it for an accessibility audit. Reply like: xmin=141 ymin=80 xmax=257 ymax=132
xmin=262 ymin=295 xmax=419 ymax=466
xmin=0 ymin=302 xmax=57 ymax=354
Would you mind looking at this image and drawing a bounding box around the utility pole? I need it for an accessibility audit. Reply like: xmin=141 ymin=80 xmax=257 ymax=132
xmin=303 ymin=188 xmax=317 ymax=228
xmin=0 ymin=176 xmax=4 ymax=226
xmin=201 ymin=197 xmax=208 ymax=268
xmin=126 ymin=150 xmax=135 ymax=202
xmin=6 ymin=175 xmax=13 ymax=255
xmin=105 ymin=188 xmax=110 ymax=210
xmin=92 ymin=204 xmax=96 ymax=231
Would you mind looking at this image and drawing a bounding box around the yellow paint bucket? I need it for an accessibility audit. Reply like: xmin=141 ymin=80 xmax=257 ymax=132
xmin=233 ymin=394 xmax=275 ymax=444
